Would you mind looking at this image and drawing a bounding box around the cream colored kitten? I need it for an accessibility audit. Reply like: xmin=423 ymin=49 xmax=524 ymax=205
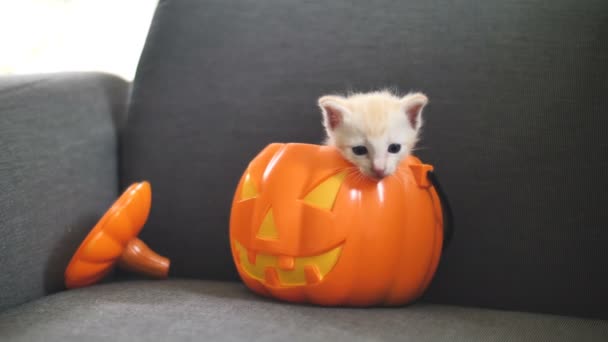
xmin=318 ymin=90 xmax=428 ymax=179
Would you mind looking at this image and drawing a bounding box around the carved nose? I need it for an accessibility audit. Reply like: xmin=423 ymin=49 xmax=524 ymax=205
xmin=372 ymin=167 xmax=386 ymax=178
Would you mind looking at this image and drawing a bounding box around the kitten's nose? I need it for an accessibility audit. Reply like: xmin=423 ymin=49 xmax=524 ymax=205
xmin=372 ymin=167 xmax=386 ymax=178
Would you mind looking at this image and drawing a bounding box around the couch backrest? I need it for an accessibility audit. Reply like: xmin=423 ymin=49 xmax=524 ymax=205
xmin=121 ymin=0 xmax=608 ymax=318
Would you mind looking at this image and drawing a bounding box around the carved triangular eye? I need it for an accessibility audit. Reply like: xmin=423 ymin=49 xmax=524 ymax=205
xmin=302 ymin=171 xmax=347 ymax=210
xmin=257 ymin=209 xmax=278 ymax=240
xmin=241 ymin=173 xmax=258 ymax=200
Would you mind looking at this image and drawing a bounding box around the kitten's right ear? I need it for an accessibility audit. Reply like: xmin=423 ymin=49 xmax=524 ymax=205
xmin=318 ymin=95 xmax=349 ymax=131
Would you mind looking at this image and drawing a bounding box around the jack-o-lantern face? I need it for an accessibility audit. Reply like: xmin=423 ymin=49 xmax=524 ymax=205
xmin=230 ymin=143 xmax=443 ymax=306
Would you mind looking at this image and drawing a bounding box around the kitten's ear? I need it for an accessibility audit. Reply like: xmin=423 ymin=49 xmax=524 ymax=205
xmin=401 ymin=93 xmax=428 ymax=130
xmin=318 ymin=95 xmax=350 ymax=131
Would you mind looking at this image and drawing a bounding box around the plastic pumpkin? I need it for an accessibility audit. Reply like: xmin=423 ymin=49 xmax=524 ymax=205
xmin=229 ymin=143 xmax=449 ymax=306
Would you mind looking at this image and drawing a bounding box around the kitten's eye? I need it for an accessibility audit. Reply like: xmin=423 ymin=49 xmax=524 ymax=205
xmin=388 ymin=144 xmax=401 ymax=153
xmin=351 ymin=146 xmax=368 ymax=156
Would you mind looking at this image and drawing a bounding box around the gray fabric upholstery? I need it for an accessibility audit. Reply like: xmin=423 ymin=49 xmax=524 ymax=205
xmin=1 ymin=280 xmax=607 ymax=342
xmin=121 ymin=0 xmax=608 ymax=318
xmin=0 ymin=72 xmax=129 ymax=311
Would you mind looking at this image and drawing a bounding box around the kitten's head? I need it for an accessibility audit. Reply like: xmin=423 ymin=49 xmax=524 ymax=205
xmin=318 ymin=90 xmax=428 ymax=179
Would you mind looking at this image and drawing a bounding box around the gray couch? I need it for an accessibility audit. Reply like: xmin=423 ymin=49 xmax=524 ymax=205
xmin=1 ymin=1 xmax=607 ymax=341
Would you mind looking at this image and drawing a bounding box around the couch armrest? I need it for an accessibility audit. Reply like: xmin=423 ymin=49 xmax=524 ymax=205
xmin=0 ymin=72 xmax=129 ymax=311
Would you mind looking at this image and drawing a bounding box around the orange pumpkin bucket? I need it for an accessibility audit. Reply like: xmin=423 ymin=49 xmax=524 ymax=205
xmin=65 ymin=181 xmax=170 ymax=288
xmin=229 ymin=143 xmax=452 ymax=306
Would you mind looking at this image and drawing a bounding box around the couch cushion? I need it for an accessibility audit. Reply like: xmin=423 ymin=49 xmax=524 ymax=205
xmin=0 ymin=72 xmax=129 ymax=311
xmin=0 ymin=280 xmax=606 ymax=342
xmin=121 ymin=0 xmax=608 ymax=318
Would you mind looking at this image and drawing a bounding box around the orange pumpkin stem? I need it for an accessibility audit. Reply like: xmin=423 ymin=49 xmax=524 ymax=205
xmin=118 ymin=238 xmax=170 ymax=279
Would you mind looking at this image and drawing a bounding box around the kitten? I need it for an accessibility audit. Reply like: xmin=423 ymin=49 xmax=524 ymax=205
xmin=318 ymin=90 xmax=428 ymax=179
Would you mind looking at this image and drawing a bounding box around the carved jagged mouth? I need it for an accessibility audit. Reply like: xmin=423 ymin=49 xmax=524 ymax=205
xmin=234 ymin=241 xmax=343 ymax=287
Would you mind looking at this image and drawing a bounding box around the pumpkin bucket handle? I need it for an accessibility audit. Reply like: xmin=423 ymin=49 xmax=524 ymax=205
xmin=427 ymin=170 xmax=454 ymax=250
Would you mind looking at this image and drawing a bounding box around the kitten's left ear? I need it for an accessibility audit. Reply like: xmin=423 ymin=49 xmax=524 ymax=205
xmin=401 ymin=93 xmax=428 ymax=130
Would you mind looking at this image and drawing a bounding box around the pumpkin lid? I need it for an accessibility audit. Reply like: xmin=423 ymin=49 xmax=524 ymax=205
xmin=64 ymin=181 xmax=167 ymax=288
